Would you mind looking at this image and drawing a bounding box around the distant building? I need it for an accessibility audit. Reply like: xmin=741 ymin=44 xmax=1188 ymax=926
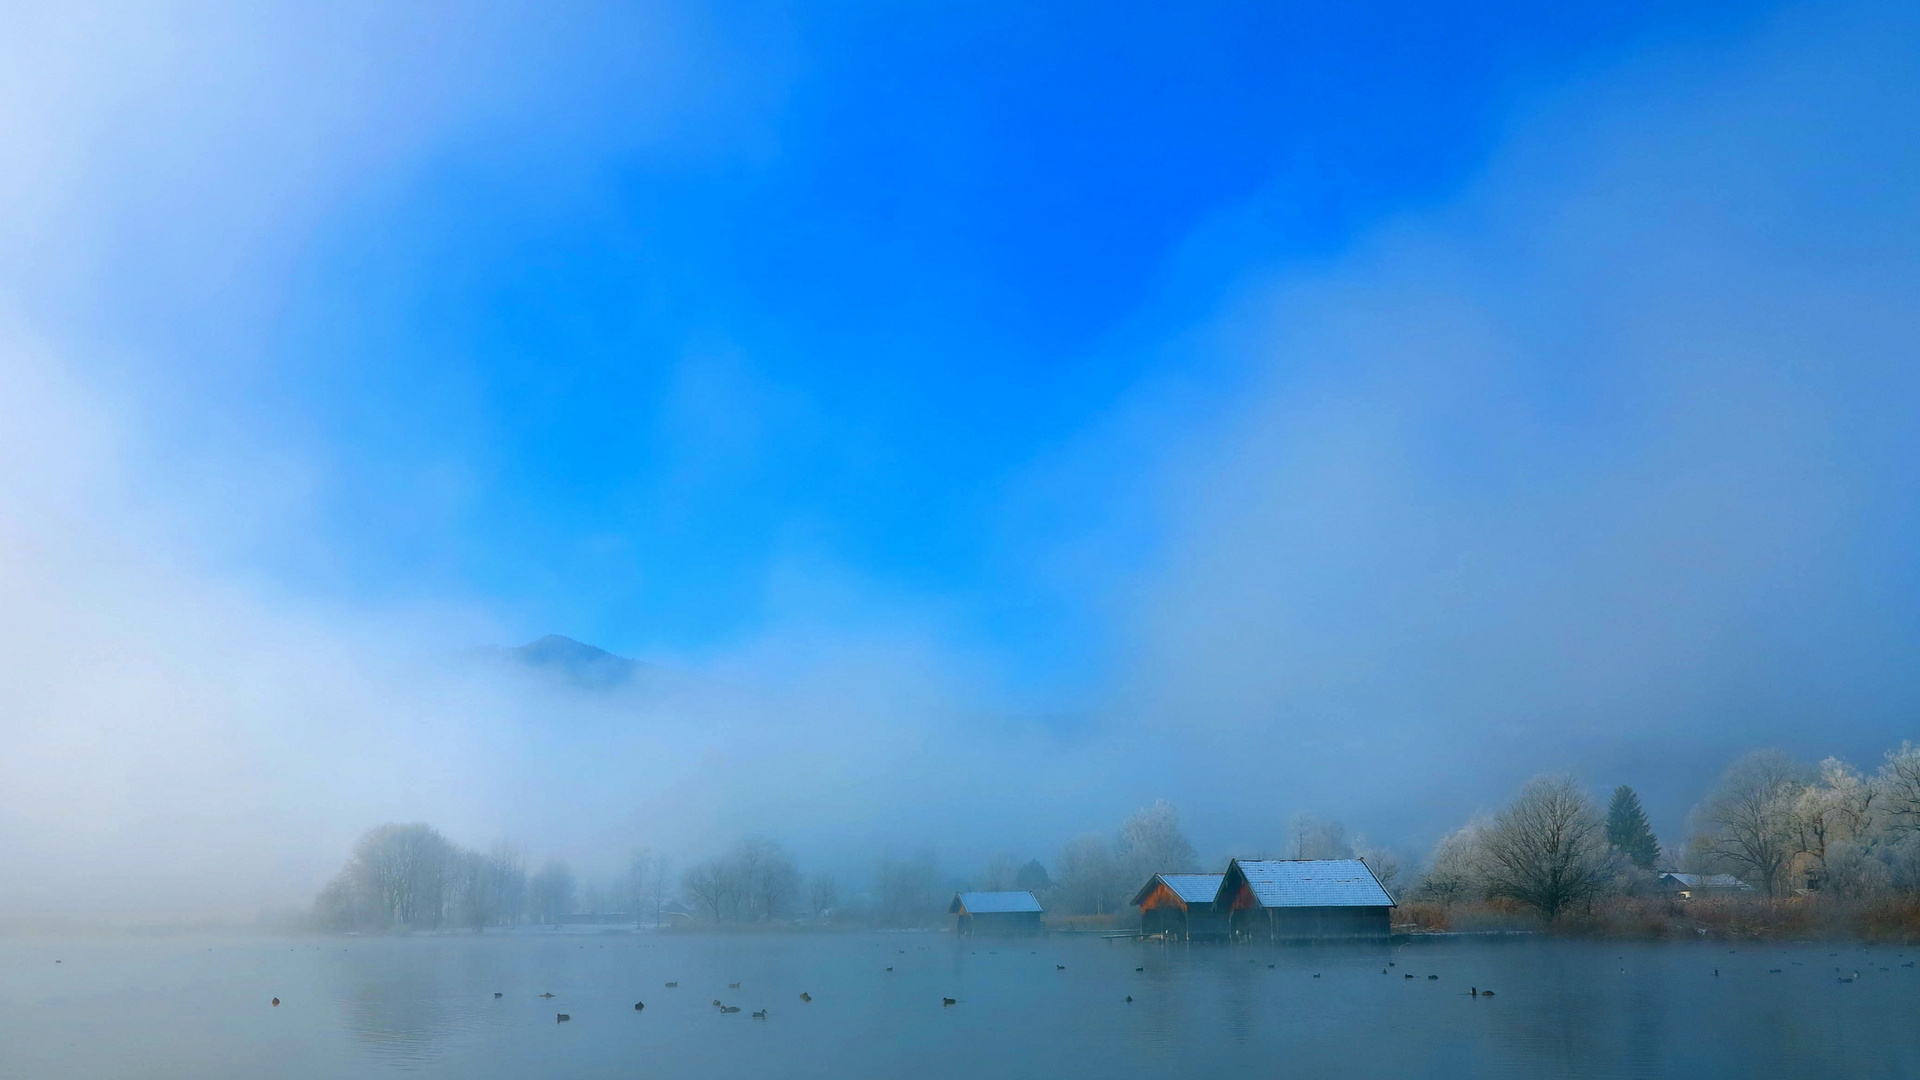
xmin=1131 ymin=873 xmax=1227 ymax=940
xmin=950 ymin=891 xmax=1044 ymax=936
xmin=559 ymin=912 xmax=637 ymax=926
xmin=1216 ymin=859 xmax=1396 ymax=941
xmin=1656 ymin=873 xmax=1754 ymax=898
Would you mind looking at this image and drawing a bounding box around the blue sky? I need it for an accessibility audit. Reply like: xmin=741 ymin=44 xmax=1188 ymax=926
xmin=53 ymin=0 xmax=1783 ymax=665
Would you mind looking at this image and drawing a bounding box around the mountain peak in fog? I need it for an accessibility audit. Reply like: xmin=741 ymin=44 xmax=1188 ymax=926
xmin=498 ymin=635 xmax=643 ymax=689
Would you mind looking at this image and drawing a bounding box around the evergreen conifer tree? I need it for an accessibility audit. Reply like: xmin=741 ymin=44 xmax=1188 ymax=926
xmin=1605 ymin=785 xmax=1660 ymax=869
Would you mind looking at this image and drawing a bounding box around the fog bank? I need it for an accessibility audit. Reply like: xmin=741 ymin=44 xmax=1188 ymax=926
xmin=2 ymin=1 xmax=1918 ymax=922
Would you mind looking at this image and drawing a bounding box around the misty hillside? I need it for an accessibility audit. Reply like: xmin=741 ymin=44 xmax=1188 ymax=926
xmin=484 ymin=634 xmax=646 ymax=689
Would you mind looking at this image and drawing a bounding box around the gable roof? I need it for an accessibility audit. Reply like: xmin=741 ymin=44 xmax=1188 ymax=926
xmin=1223 ymin=859 xmax=1395 ymax=908
xmin=1659 ymin=872 xmax=1752 ymax=890
xmin=950 ymin=890 xmax=1043 ymax=914
xmin=1130 ymin=873 xmax=1226 ymax=907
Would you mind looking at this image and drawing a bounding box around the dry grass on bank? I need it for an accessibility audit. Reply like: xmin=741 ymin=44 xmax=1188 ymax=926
xmin=1044 ymin=914 xmax=1125 ymax=932
xmin=1405 ymin=894 xmax=1920 ymax=942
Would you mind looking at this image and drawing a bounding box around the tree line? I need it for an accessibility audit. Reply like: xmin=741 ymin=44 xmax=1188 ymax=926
xmin=314 ymin=824 xmax=670 ymax=932
xmin=311 ymin=799 xmax=1389 ymax=931
xmin=1410 ymin=740 xmax=1920 ymax=919
xmin=312 ymin=739 xmax=1920 ymax=933
xmin=310 ymin=803 xmax=1208 ymax=931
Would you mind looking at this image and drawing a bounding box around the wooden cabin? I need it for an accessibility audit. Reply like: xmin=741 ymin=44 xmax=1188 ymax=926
xmin=1130 ymin=873 xmax=1227 ymax=940
xmin=1216 ymin=858 xmax=1395 ymax=941
xmin=949 ymin=891 xmax=1044 ymax=936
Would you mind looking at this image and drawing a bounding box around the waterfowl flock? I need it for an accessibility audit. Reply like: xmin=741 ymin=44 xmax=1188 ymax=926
xmin=428 ymin=938 xmax=1920 ymax=1037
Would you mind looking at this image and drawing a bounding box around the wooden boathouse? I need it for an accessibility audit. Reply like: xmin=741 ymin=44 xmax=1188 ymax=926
xmin=1131 ymin=873 xmax=1226 ymax=940
xmin=1216 ymin=858 xmax=1395 ymax=941
xmin=949 ymin=891 xmax=1044 ymax=936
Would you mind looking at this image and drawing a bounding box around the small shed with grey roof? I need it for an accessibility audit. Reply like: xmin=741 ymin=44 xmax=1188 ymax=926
xmin=1131 ymin=873 xmax=1227 ymax=940
xmin=949 ymin=891 xmax=1044 ymax=936
xmin=1656 ymin=872 xmax=1753 ymax=898
xmin=1216 ymin=858 xmax=1396 ymax=941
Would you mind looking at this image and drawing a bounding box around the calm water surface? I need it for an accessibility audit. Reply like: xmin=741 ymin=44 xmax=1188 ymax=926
xmin=2 ymin=932 xmax=1916 ymax=1078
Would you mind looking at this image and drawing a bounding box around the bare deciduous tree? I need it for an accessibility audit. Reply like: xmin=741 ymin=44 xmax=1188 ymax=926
xmin=975 ymin=853 xmax=1022 ymax=891
xmin=354 ymin=823 xmax=459 ymax=929
xmin=681 ymin=858 xmax=732 ymax=923
xmin=455 ymin=848 xmax=527 ymax=930
xmin=314 ymin=827 xmax=523 ymax=932
xmin=613 ymin=849 xmax=659 ymax=919
xmin=1480 ymin=777 xmax=1617 ymax=918
xmin=1694 ymin=749 xmax=1811 ymax=896
xmin=1355 ymin=842 xmax=1403 ymax=891
xmin=1879 ymin=742 xmax=1920 ymax=837
xmin=1055 ymin=834 xmax=1119 ymax=915
xmin=1115 ymin=801 xmax=1199 ymax=885
xmin=736 ymin=837 xmax=801 ymax=920
xmin=1288 ymin=814 xmax=1354 ymax=860
xmin=873 ymin=850 xmax=940 ymax=926
xmin=674 ymin=839 xmax=802 ymax=923
xmin=806 ymin=871 xmax=839 ymax=918
xmin=530 ymin=860 xmax=576 ymax=924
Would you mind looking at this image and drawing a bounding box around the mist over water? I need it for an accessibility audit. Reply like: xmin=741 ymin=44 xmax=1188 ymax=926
xmin=0 ymin=0 xmax=1917 ymax=945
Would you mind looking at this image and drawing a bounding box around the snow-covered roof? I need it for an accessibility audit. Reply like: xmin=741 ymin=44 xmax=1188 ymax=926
xmin=1660 ymin=873 xmax=1752 ymax=891
xmin=1159 ymin=874 xmax=1226 ymax=904
xmin=950 ymin=890 xmax=1044 ymax=914
xmin=1131 ymin=873 xmax=1226 ymax=907
xmin=1225 ymin=859 xmax=1395 ymax=908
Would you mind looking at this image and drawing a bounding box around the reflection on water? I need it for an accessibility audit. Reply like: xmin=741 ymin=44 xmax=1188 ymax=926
xmin=3 ymin=932 xmax=1919 ymax=1079
xmin=332 ymin=940 xmax=488 ymax=1067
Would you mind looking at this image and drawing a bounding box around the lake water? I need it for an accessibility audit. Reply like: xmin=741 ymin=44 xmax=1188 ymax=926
xmin=3 ymin=931 xmax=1917 ymax=1078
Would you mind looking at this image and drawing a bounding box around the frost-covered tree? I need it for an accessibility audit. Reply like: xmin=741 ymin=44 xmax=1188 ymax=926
xmin=1115 ymin=800 xmax=1199 ymax=885
xmin=1415 ymin=819 xmax=1491 ymax=905
xmin=1793 ymin=758 xmax=1878 ymax=874
xmin=1879 ymin=742 xmax=1920 ymax=838
xmin=1693 ymin=749 xmax=1811 ymax=896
